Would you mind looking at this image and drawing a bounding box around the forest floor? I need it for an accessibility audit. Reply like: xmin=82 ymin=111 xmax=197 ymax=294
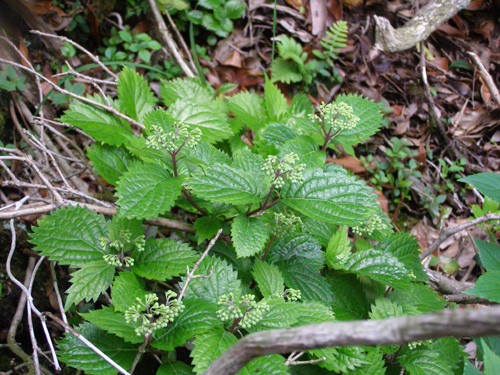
xmin=0 ymin=0 xmax=499 ymax=372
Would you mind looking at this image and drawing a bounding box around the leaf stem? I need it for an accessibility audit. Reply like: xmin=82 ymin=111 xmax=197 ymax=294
xmin=261 ymin=234 xmax=277 ymax=262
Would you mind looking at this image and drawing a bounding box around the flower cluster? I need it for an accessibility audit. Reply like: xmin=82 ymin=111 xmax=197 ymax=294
xmin=262 ymin=152 xmax=306 ymax=188
xmin=352 ymin=215 xmax=388 ymax=237
xmin=273 ymin=213 xmax=303 ymax=233
xmin=146 ymin=122 xmax=201 ymax=153
xmin=283 ymin=288 xmax=302 ymax=302
xmin=216 ymin=293 xmax=269 ymax=330
xmin=124 ymin=291 xmax=185 ymax=336
xmin=309 ymin=102 xmax=360 ymax=133
xmin=100 ymin=230 xmax=145 ymax=267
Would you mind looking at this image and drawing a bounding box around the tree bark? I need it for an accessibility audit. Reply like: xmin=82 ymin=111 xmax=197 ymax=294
xmin=204 ymin=305 xmax=500 ymax=375
xmin=374 ymin=0 xmax=471 ymax=52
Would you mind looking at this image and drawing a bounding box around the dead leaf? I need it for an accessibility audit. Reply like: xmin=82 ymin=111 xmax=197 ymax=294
xmin=326 ymin=156 xmax=367 ymax=174
xmin=411 ymin=220 xmax=439 ymax=253
xmin=223 ymin=50 xmax=242 ymax=68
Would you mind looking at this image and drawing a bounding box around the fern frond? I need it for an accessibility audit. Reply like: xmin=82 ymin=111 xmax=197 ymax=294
xmin=319 ymin=20 xmax=348 ymax=61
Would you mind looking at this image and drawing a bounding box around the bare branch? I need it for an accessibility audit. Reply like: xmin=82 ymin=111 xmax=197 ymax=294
xmin=420 ymin=213 xmax=500 ymax=259
xmin=467 ymin=51 xmax=500 ymax=107
xmin=204 ymin=305 xmax=500 ymax=375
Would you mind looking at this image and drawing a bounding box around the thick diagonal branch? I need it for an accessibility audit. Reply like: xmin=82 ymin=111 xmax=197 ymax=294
xmin=374 ymin=0 xmax=471 ymax=52
xmin=204 ymin=305 xmax=500 ymax=375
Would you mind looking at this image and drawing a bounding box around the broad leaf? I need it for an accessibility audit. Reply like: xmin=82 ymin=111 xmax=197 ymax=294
xmin=180 ymin=256 xmax=242 ymax=303
xmin=160 ymin=77 xmax=213 ymax=107
xmin=294 ymin=301 xmax=335 ymax=326
xmin=282 ymin=261 xmax=333 ymax=305
xmin=311 ymin=346 xmax=367 ymax=373
xmin=106 ymin=216 xmax=144 ymax=244
xmin=325 ymin=226 xmax=351 ymax=269
xmin=232 ymin=148 xmax=270 ymax=188
xmin=111 ymin=272 xmax=148 ymax=312
xmin=87 ymin=143 xmax=134 ymax=185
xmin=332 ymin=94 xmax=383 ymax=147
xmin=227 ymin=91 xmax=268 ymax=131
xmin=343 ymin=249 xmax=412 ymax=289
xmin=82 ymin=306 xmax=141 ymax=344
xmin=347 ymin=348 xmax=386 ymax=375
xmin=187 ymin=163 xmax=263 ymax=205
xmin=60 ymin=94 xmax=133 ymax=146
xmin=267 ymin=231 xmax=324 ymax=270
xmin=398 ymin=347 xmax=453 ymax=375
xmin=376 ymin=232 xmax=427 ymax=281
xmin=242 ymin=355 xmax=288 ymax=374
xmin=116 ymin=162 xmax=182 ymax=219
xmin=475 ymin=238 xmax=500 ymax=272
xmin=30 ymin=205 xmax=107 ymax=268
xmin=280 ymin=136 xmax=326 ymax=169
xmin=157 ymin=362 xmax=194 ymax=375
xmin=460 ymin=173 xmax=500 ymax=202
xmin=153 ymin=298 xmax=222 ymax=351
xmin=57 ymin=322 xmax=138 ymax=375
xmin=190 ymin=329 xmax=238 ymax=374
xmin=262 ymin=123 xmax=298 ymax=146
xmin=304 ymin=218 xmax=336 ymax=248
xmin=65 ymin=261 xmax=115 ymax=310
xmin=231 ymin=215 xmax=270 ymax=257
xmin=247 ymin=299 xmax=298 ymax=332
xmin=184 ymin=141 xmax=231 ymax=174
xmin=264 ymin=77 xmax=288 ymax=121
xmin=430 ymin=338 xmax=465 ymax=375
xmin=484 ymin=344 xmax=500 ymax=375
xmin=326 ymin=272 xmax=369 ymax=320
xmin=475 ymin=335 xmax=500 ymax=361
xmin=131 ymin=238 xmax=197 ymax=281
xmin=167 ymin=99 xmax=232 ymax=143
xmin=252 ymin=260 xmax=285 ymax=298
xmin=464 ymin=271 xmax=500 ymax=302
xmin=368 ymin=298 xmax=405 ymax=320
xmin=281 ymin=169 xmax=378 ymax=226
xmin=118 ymin=67 xmax=156 ymax=121
xmin=193 ymin=216 xmax=223 ymax=244
xmin=389 ymin=283 xmax=445 ymax=314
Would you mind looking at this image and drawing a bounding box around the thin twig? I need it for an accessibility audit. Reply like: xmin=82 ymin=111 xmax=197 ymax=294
xmin=31 ymin=30 xmax=118 ymax=80
xmin=284 ymin=351 xmax=325 ymax=366
xmin=50 ymin=262 xmax=68 ymax=326
xmin=420 ymin=213 xmax=500 ymax=259
xmin=467 ymin=51 xmax=500 ymax=107
xmin=129 ymin=334 xmax=151 ymax=374
xmin=178 ymin=229 xmax=223 ymax=301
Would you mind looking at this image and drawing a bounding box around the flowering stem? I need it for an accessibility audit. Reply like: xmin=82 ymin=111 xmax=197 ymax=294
xmin=261 ymin=234 xmax=277 ymax=262
xmin=229 ymin=317 xmax=242 ymax=333
xmin=247 ymin=196 xmax=279 ymax=217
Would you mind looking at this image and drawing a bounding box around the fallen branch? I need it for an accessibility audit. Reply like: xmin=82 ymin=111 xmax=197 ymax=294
xmin=374 ymin=0 xmax=471 ymax=52
xmin=204 ymin=305 xmax=500 ymax=375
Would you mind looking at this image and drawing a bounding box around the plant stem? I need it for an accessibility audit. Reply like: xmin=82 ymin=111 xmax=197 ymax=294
xmin=261 ymin=234 xmax=277 ymax=262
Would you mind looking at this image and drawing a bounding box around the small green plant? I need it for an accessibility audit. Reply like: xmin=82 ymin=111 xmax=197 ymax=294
xmin=0 ymin=65 xmax=27 ymax=92
xmin=27 ymin=69 xmax=467 ymax=374
xmin=100 ymin=26 xmax=163 ymax=65
xmin=188 ymin=0 xmax=246 ymax=44
xmin=313 ymin=20 xmax=348 ymax=68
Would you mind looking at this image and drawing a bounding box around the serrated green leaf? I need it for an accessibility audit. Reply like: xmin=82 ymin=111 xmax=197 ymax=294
xmin=280 ymin=135 xmax=326 ymax=169
xmin=180 ymin=256 xmax=242 ymax=303
xmin=343 ymin=249 xmax=412 ymax=289
xmin=368 ymin=298 xmax=405 ymax=320
xmin=60 ymin=95 xmax=133 ymax=146
xmin=252 ymin=260 xmax=285 ymax=298
xmin=143 ymin=107 xmax=175 ymax=132
xmin=484 ymin=343 xmax=500 ymax=375
xmin=111 ymin=272 xmax=148 ymax=312
xmin=29 ymin=206 xmax=108 ymax=268
xmin=281 ymin=169 xmax=378 ymax=226
xmin=157 ymin=361 xmax=194 ymax=375
xmin=227 ymin=91 xmax=268 ymax=131
xmin=190 ymin=329 xmax=238 ymax=375
xmin=268 ymin=231 xmax=324 ymax=270
xmin=65 ymin=261 xmax=115 ymax=310
xmin=460 ymin=173 xmax=500 ymax=202
xmin=160 ymin=77 xmax=213 ymax=107
xmin=265 ymin=77 xmax=288 ymax=121
xmin=294 ymin=301 xmax=335 ymax=325
xmin=167 ymin=99 xmax=232 ymax=143
xmin=82 ymin=306 xmax=141 ymax=344
xmin=232 ymin=148 xmax=271 ymax=188
xmin=211 ymin=242 xmax=253 ymax=284
xmin=247 ymin=299 xmax=298 ymax=332
xmin=464 ymin=361 xmax=483 ymax=375
xmin=475 ymin=238 xmax=500 ymax=272
xmin=193 ymin=216 xmax=223 ymax=245
xmin=184 ymin=141 xmax=231 ymax=174
xmin=376 ymin=232 xmax=427 ymax=281
xmin=116 ymin=162 xmax=182 ymax=219
xmin=271 ymin=58 xmax=304 ymax=84
xmin=398 ymin=347 xmax=453 ymax=375
xmin=131 ymin=238 xmax=197 ymax=281
xmin=326 ymin=226 xmax=351 ymax=269
xmin=346 ymin=348 xmax=386 ymax=375
xmin=188 ymin=163 xmax=263 ymax=205
xmin=304 ymin=218 xmax=336 ymax=248
xmin=430 ymin=338 xmax=465 ymax=375
xmin=224 ymin=0 xmax=245 ymax=19
xmin=475 ymin=335 xmax=500 ymax=361
xmin=117 ymin=67 xmax=157 ymax=122
xmin=282 ymin=261 xmax=333 ymax=305
xmin=325 ymin=272 xmax=369 ymax=320
xmin=332 ymin=94 xmax=383 ymax=147
xmin=106 ymin=216 xmax=144 ymax=244
xmin=464 ymin=271 xmax=500 ymax=302
xmin=311 ymin=346 xmax=367 ymax=373
xmin=57 ymin=322 xmax=138 ymax=375
xmin=231 ymin=215 xmax=270 ymax=258
xmin=262 ymin=123 xmax=298 ymax=146
xmin=242 ymin=355 xmax=288 ymax=374
xmin=153 ymin=298 xmax=222 ymax=351
xmin=388 ymin=283 xmax=445 ymax=314
xmin=87 ymin=143 xmax=134 ymax=185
